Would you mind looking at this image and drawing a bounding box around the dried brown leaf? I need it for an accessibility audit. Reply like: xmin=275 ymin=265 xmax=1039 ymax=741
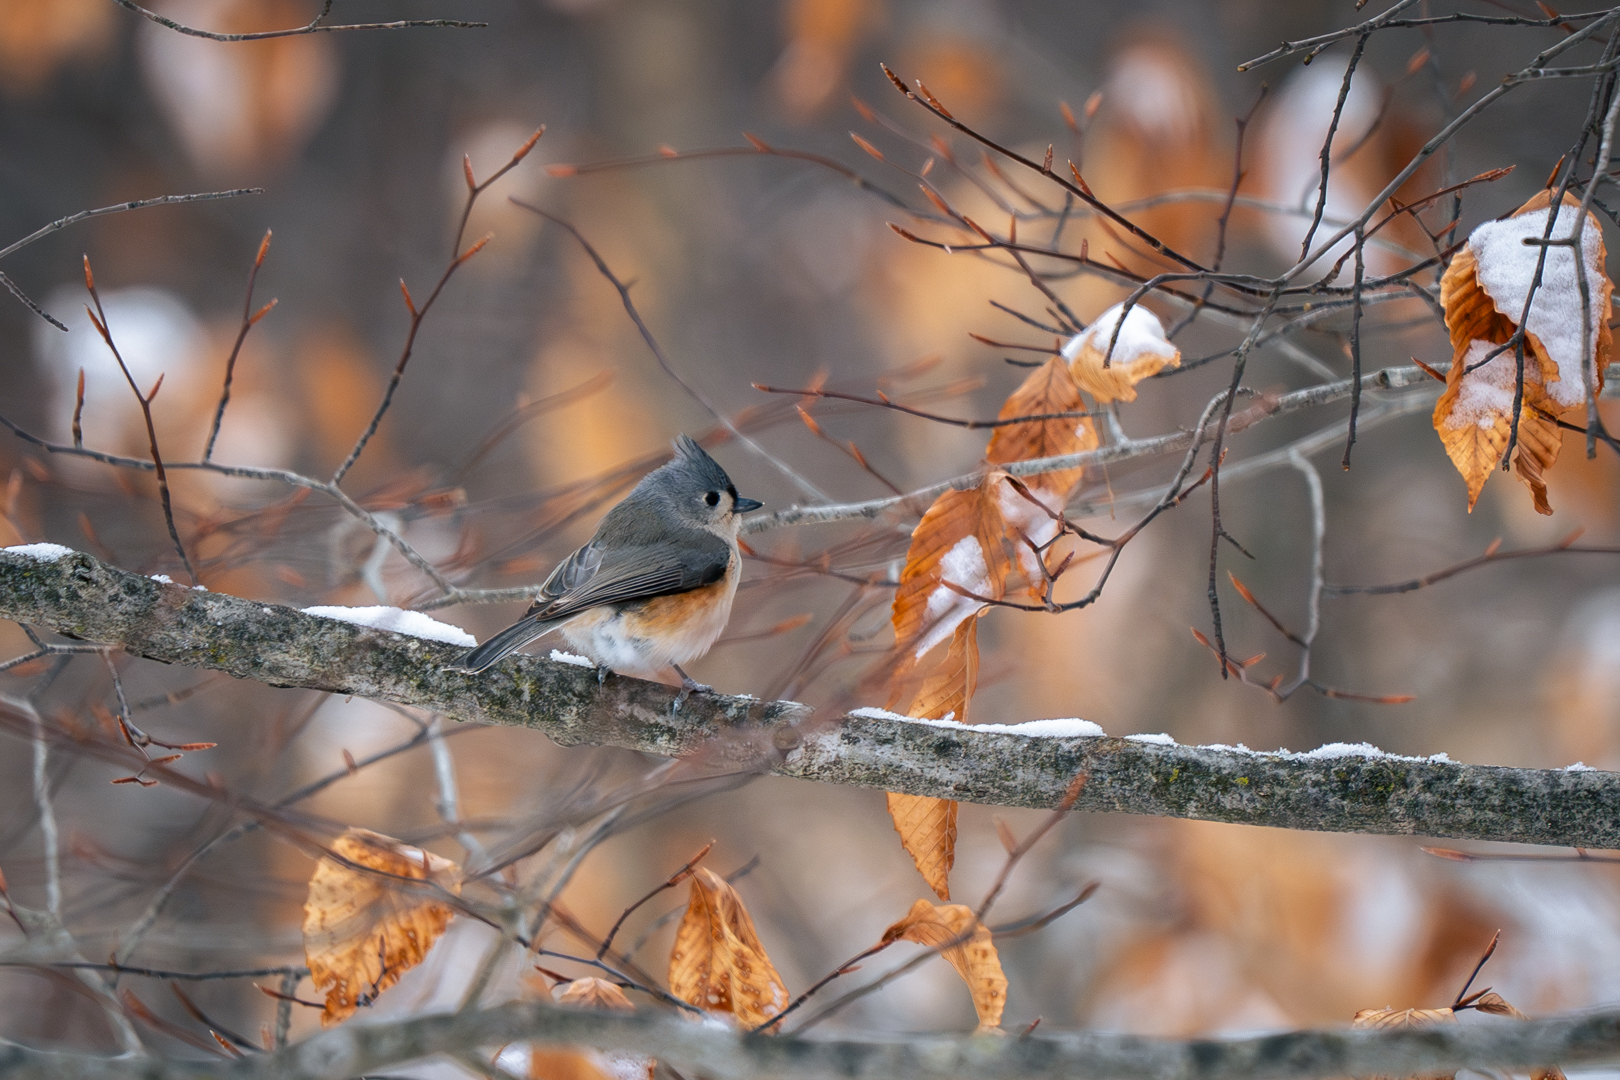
xmin=303 ymin=828 xmax=462 ymax=1027
xmin=527 ymin=978 xmax=647 ymax=1080
xmin=1353 ymin=1006 xmax=1457 ymax=1028
xmin=1435 ymin=190 xmax=1612 ymax=514
xmin=1352 ymin=1006 xmax=1458 ymax=1080
xmin=986 ymin=355 xmax=1096 ymax=497
xmin=1466 ymin=993 xmax=1567 ymax=1080
xmin=555 ymin=977 xmax=635 ymax=1012
xmin=887 ymin=793 xmax=959 ymax=902
xmin=668 ymin=867 xmax=788 ymax=1028
xmin=883 ymin=898 xmax=1007 ymax=1031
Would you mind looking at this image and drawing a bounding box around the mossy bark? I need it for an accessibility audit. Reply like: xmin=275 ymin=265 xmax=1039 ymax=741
xmin=3 ymin=548 xmax=1615 ymax=848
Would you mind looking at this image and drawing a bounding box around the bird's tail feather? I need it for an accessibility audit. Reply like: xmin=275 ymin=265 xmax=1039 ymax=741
xmin=453 ymin=616 xmax=566 ymax=673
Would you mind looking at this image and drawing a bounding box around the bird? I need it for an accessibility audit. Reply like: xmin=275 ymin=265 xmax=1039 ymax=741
xmin=454 ymin=435 xmax=763 ymax=694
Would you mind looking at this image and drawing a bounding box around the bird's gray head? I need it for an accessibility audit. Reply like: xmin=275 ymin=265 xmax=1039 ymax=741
xmin=639 ymin=435 xmax=763 ymax=533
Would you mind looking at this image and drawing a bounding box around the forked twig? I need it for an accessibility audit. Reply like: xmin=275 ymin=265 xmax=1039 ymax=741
xmin=81 ymin=256 xmax=197 ymax=585
xmin=332 ymin=128 xmax=544 ymax=485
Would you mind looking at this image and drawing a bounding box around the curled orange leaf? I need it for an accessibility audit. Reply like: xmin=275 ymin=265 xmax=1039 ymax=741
xmin=1435 ymin=190 xmax=1612 ymax=514
xmin=1062 ymin=302 xmax=1181 ymax=404
xmin=883 ymin=898 xmax=1008 ymax=1031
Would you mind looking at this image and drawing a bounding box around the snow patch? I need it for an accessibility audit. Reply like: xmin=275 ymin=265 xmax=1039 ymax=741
xmin=850 ymin=706 xmax=914 ymax=723
xmin=1469 ymin=201 xmax=1607 ymax=409
xmin=994 ymin=478 xmax=1062 ymax=586
xmin=4 ymin=543 xmax=74 ymax=562
xmin=150 ymin=574 xmax=174 ymax=585
xmin=549 ymin=649 xmax=595 ymax=668
xmin=1445 ymin=340 xmax=1525 ymax=430
xmin=1567 ymin=762 xmax=1596 ymax=772
xmin=1294 ymin=741 xmax=1402 ymax=761
xmin=847 ymin=709 xmax=1461 ymax=763
xmin=301 ymin=605 xmax=476 ymax=647
xmin=899 ymin=715 xmax=1107 ymax=738
xmin=1064 ymin=301 xmax=1173 ymax=366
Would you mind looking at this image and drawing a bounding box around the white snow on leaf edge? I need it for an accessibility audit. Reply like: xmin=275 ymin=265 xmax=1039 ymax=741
xmin=301 ymin=605 xmax=476 ymax=647
xmin=1468 ymin=202 xmax=1607 ymax=410
xmin=1062 ymin=301 xmax=1175 ymax=366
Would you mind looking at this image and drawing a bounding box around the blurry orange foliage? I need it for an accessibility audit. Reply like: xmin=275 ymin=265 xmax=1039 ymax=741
xmin=0 ymin=0 xmax=113 ymax=95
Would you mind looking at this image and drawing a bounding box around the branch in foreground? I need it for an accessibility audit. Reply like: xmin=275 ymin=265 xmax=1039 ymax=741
xmin=1 ymin=548 xmax=1617 ymax=849
xmin=110 ymin=0 xmax=484 ymax=40
xmin=4 ymin=996 xmax=1620 ymax=1080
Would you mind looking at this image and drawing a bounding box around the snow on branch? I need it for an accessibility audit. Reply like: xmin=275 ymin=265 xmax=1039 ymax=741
xmin=3 ymin=995 xmax=1620 ymax=1080
xmin=2 ymin=545 xmax=1617 ymax=849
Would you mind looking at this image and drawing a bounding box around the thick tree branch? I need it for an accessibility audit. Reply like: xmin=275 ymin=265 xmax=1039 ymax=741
xmin=4 ymin=997 xmax=1620 ymax=1080
xmin=1 ymin=548 xmax=1616 ymax=848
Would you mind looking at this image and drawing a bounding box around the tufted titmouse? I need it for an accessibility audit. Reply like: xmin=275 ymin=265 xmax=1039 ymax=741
xmin=455 ymin=435 xmax=762 ymax=687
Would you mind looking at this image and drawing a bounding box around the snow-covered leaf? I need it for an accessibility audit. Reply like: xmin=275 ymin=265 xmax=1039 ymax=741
xmin=1435 ymin=190 xmax=1612 ymax=514
xmin=1063 ymin=302 xmax=1181 ymax=404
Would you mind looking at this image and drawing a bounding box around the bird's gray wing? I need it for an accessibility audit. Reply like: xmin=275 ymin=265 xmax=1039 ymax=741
xmin=525 ymin=541 xmax=604 ymax=611
xmin=456 ymin=536 xmax=733 ymax=674
xmin=524 ymin=534 xmax=732 ymax=623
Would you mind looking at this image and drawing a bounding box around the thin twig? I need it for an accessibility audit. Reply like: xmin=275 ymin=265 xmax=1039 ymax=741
xmin=82 ymin=257 xmax=198 ymax=585
xmin=109 ymin=0 xmax=484 ymax=40
xmin=331 ymin=129 xmax=543 ymax=486
xmin=511 ymin=200 xmax=831 ymax=503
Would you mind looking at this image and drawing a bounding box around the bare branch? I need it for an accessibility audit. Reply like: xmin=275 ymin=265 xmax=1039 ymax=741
xmin=3 ymin=548 xmax=1620 ymax=848
xmin=6 ymin=992 xmax=1620 ymax=1080
xmin=108 ymin=0 xmax=484 ymax=41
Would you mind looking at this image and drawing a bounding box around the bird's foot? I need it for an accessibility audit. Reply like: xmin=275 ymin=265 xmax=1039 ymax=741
xmin=670 ymin=664 xmax=712 ymax=713
xmin=596 ymin=664 xmax=611 ymax=686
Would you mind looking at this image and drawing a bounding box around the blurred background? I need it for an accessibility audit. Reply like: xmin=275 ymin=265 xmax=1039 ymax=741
xmin=2 ymin=0 xmax=1620 ymax=1061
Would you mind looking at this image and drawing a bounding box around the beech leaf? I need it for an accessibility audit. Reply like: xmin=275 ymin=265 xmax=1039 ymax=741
xmin=883 ymin=898 xmax=1008 ymax=1031
xmin=1434 ymin=189 xmax=1612 ymax=514
xmin=668 ymin=866 xmax=788 ymax=1027
xmin=1062 ymin=302 xmax=1181 ymax=404
xmin=303 ymin=828 xmax=462 ymax=1027
xmin=530 ymin=979 xmax=651 ymax=1080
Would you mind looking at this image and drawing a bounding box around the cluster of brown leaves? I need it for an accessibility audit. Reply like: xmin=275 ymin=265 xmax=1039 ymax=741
xmin=1435 ymin=189 xmax=1612 ymax=514
xmin=301 ymin=828 xmax=1010 ymax=1047
xmin=1353 ymin=990 xmax=1566 ymax=1080
xmin=883 ymin=321 xmax=1177 ymax=901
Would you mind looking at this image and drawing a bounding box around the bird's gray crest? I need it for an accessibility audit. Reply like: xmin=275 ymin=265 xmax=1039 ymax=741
xmin=667 ymin=434 xmax=733 ymax=492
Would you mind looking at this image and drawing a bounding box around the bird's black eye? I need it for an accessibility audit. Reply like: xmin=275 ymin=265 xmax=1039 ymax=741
xmin=704 ymin=490 xmax=720 ymax=507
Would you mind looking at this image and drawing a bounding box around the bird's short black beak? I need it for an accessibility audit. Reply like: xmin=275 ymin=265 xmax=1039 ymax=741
xmin=735 ymin=496 xmax=764 ymax=513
